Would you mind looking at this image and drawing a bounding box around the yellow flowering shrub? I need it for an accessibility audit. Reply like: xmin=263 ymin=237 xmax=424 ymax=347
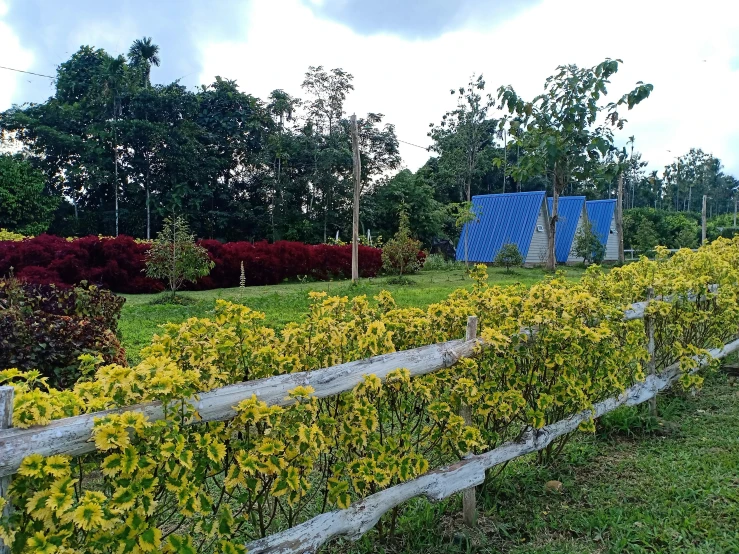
xmin=1 ymin=238 xmax=738 ymax=551
xmin=0 ymin=228 xmax=27 ymax=241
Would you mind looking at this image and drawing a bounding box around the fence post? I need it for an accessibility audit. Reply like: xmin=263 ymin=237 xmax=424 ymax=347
xmin=461 ymin=316 xmax=478 ymax=527
xmin=646 ymin=288 xmax=657 ymax=417
xmin=0 ymin=386 xmax=14 ymax=554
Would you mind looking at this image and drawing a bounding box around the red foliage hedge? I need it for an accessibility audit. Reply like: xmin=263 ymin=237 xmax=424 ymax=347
xmin=0 ymin=235 xmax=385 ymax=293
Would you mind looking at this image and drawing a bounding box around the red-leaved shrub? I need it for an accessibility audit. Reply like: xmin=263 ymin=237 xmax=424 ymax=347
xmin=0 ymin=235 xmax=384 ymax=293
xmin=0 ymin=279 xmax=126 ymax=388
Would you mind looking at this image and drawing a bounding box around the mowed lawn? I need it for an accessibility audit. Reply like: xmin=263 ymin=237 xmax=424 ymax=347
xmin=118 ymin=266 xmax=588 ymax=363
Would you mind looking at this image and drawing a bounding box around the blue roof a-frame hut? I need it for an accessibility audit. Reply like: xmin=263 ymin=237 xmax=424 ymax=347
xmin=585 ymin=199 xmax=619 ymax=261
xmin=456 ymin=191 xmax=550 ymax=265
xmin=547 ymin=196 xmax=587 ymax=264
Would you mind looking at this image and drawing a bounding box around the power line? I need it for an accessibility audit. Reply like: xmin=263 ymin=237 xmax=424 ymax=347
xmin=397 ymin=138 xmax=430 ymax=151
xmin=0 ymin=65 xmax=56 ymax=80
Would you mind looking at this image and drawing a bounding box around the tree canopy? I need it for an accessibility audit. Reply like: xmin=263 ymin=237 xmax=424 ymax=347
xmin=1 ymin=42 xmax=736 ymax=252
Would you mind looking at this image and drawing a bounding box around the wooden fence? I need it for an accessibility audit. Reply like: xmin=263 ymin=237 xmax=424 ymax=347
xmin=0 ymin=286 xmax=732 ymax=554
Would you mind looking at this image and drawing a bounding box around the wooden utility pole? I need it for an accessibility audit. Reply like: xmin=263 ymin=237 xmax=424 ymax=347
xmin=701 ymin=195 xmax=707 ymax=245
xmin=617 ymin=172 xmax=625 ymax=264
xmin=350 ymin=114 xmax=361 ymax=283
xmin=733 ymin=196 xmax=737 ymax=228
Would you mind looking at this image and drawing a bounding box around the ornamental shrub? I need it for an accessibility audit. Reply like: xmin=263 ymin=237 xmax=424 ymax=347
xmin=0 ymin=229 xmax=26 ymax=241
xmin=0 ymin=278 xmax=126 ymax=388
xmin=145 ymin=216 xmax=214 ymax=300
xmin=573 ymin=219 xmax=606 ymax=264
xmin=382 ymin=212 xmax=423 ymax=276
xmin=494 ymin=243 xmax=524 ymax=272
xmin=0 ymin=235 xmax=384 ymax=293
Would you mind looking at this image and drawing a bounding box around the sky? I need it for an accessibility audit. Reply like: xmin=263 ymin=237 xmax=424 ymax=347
xmin=2 ymin=0 xmax=739 ymax=176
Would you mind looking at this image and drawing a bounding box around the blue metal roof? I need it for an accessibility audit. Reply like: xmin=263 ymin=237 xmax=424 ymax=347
xmin=547 ymin=196 xmax=586 ymax=263
xmin=456 ymin=191 xmax=547 ymax=262
xmin=585 ymin=200 xmax=616 ymax=247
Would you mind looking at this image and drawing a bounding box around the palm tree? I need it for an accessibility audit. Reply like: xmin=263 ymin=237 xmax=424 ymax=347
xmin=127 ymin=37 xmax=160 ymax=87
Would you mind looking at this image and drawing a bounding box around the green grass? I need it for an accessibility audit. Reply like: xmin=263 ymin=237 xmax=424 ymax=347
xmin=118 ymin=267 xmax=587 ymax=363
xmin=330 ymin=371 xmax=739 ymax=553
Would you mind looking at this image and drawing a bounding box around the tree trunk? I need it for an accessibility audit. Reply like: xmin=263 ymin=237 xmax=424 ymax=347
xmin=546 ymin=166 xmax=557 ymax=272
xmin=350 ymin=115 xmax=361 ymax=283
xmin=146 ymin=177 xmax=150 ymax=240
xmin=114 ymin=120 xmax=119 ymax=237
xmin=701 ymin=195 xmax=707 ymax=245
xmin=617 ymin=173 xmax=624 ymax=264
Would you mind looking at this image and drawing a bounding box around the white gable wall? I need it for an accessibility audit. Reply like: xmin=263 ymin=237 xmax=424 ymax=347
xmin=604 ymin=214 xmax=619 ymax=261
xmin=526 ymin=204 xmax=549 ymax=265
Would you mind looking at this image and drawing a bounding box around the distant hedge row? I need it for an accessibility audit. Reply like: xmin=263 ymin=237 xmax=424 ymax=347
xmin=0 ymin=235 xmax=385 ymax=293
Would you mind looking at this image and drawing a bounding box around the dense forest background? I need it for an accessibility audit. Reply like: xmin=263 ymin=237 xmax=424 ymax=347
xmin=1 ymin=38 xmax=737 ymax=247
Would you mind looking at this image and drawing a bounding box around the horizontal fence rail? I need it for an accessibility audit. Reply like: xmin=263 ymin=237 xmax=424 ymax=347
xmin=0 ymin=286 xmax=718 ymax=479
xmin=245 ymin=337 xmax=739 ymax=554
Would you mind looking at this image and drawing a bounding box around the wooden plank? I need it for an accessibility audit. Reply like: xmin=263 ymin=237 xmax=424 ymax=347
xmin=244 ymin=337 xmax=739 ymax=554
xmin=622 ymin=284 xmax=718 ymax=321
xmin=0 ymin=386 xmax=13 ymax=554
xmin=0 ymin=338 xmax=475 ymax=479
xmin=461 ymin=316 xmax=478 ymax=527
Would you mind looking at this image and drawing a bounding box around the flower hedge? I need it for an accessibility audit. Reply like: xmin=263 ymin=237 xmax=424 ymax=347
xmin=0 ymin=239 xmax=737 ymax=552
xmin=0 ymin=235 xmax=387 ymax=293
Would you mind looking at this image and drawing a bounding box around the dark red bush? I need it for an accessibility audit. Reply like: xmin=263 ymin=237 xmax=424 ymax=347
xmin=0 ymin=235 xmax=384 ymax=293
xmin=0 ymin=279 xmax=126 ymax=388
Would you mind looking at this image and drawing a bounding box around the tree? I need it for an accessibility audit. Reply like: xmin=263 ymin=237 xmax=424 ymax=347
xmin=0 ymin=154 xmax=58 ymax=235
xmin=573 ymin=219 xmax=605 ymax=264
xmin=494 ymin=243 xmax=523 ymax=273
xmin=498 ymin=59 xmax=653 ymax=270
xmin=145 ymin=216 xmax=214 ymax=299
xmin=429 ymin=74 xmax=496 ymax=266
xmin=301 ymin=66 xmax=355 ymax=243
xmin=127 ymin=37 xmax=161 ymax=87
xmin=364 ymin=169 xmax=444 ymax=245
xmin=381 ymin=211 xmax=422 ymax=277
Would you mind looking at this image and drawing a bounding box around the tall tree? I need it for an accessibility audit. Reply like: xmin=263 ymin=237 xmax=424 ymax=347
xmin=429 ymin=74 xmax=497 ymax=265
xmin=0 ymin=154 xmax=58 ymax=235
xmin=301 ymin=66 xmax=355 ymax=242
xmin=498 ymin=59 xmax=653 ymax=270
xmin=127 ymin=37 xmax=161 ymax=87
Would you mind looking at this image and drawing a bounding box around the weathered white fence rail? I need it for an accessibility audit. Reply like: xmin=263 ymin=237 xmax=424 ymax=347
xmin=245 ymin=337 xmax=739 ymax=554
xmin=0 ymin=338 xmax=476 ymax=478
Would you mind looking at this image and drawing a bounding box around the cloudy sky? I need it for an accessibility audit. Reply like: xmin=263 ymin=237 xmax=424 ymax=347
xmin=2 ymin=0 xmax=738 ymax=175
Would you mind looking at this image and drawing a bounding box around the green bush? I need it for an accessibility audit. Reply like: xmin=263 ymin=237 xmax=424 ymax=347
xmin=494 ymin=243 xmax=523 ymax=273
xmin=422 ymin=253 xmax=463 ymax=271
xmin=382 ymin=211 xmax=423 ymax=276
xmin=145 ymin=216 xmax=214 ymax=299
xmin=573 ymin=219 xmax=605 ymax=264
xmin=623 ymin=208 xmax=699 ymax=252
xmin=0 ymin=277 xmax=126 ymax=388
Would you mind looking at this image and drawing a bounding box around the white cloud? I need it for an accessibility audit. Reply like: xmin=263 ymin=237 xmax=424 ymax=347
xmin=0 ymin=3 xmax=34 ymax=113
xmin=200 ymin=0 xmax=739 ymax=176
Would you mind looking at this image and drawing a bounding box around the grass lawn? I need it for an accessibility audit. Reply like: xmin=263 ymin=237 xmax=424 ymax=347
xmin=119 ymin=266 xmax=587 ymax=363
xmin=335 ymin=370 xmax=739 ymax=554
